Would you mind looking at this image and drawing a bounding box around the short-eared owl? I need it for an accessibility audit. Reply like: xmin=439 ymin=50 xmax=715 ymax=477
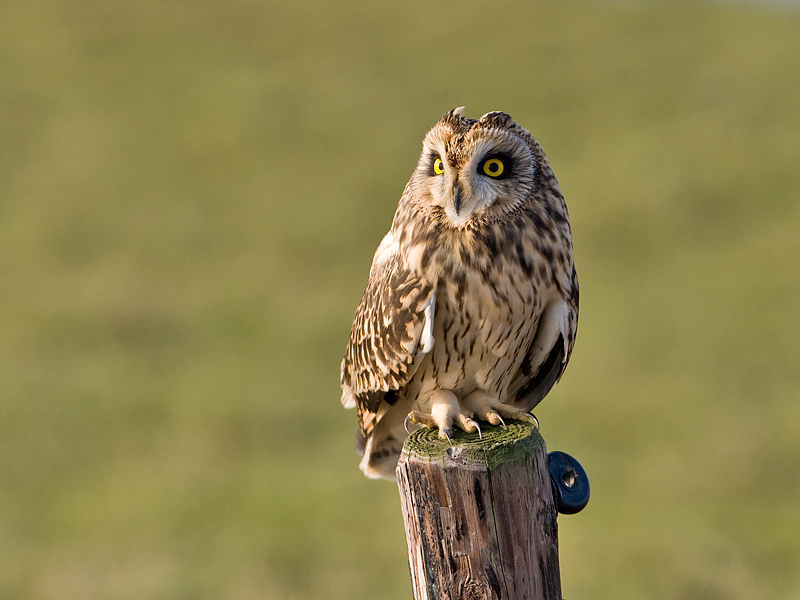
xmin=341 ymin=108 xmax=578 ymax=480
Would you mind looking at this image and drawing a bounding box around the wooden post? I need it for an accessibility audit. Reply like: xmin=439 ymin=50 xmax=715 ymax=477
xmin=396 ymin=422 xmax=561 ymax=600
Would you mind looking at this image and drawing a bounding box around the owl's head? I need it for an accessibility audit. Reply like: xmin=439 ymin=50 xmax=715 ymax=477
xmin=409 ymin=107 xmax=545 ymax=228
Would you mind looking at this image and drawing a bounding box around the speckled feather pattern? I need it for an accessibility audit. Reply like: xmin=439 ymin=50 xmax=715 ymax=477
xmin=341 ymin=109 xmax=578 ymax=479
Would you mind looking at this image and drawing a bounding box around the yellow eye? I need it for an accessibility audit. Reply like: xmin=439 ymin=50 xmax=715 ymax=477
xmin=482 ymin=157 xmax=505 ymax=178
xmin=432 ymin=157 xmax=445 ymax=175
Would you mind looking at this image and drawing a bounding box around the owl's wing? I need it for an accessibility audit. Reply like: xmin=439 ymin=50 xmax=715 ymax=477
xmin=340 ymin=232 xmax=436 ymax=438
xmin=510 ymin=268 xmax=579 ymax=410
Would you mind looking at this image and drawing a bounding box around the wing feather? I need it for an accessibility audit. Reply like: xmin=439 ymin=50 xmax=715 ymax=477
xmin=509 ymin=266 xmax=579 ymax=410
xmin=340 ymin=239 xmax=435 ymax=436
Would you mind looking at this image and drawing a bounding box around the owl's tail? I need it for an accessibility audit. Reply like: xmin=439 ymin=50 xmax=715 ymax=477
xmin=357 ymin=404 xmax=408 ymax=480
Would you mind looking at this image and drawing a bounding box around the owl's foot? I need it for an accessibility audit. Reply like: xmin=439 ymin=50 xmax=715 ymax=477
xmin=404 ymin=390 xmax=481 ymax=442
xmin=462 ymin=390 xmax=539 ymax=429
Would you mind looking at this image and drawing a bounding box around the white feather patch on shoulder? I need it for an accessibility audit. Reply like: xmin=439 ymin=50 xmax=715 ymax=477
xmin=418 ymin=290 xmax=436 ymax=354
xmin=371 ymin=231 xmax=397 ymax=268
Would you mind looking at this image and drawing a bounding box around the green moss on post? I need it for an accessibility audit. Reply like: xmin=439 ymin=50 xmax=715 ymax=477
xmin=402 ymin=421 xmax=544 ymax=471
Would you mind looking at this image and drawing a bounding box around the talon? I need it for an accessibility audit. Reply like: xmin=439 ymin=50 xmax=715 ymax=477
xmin=456 ymin=414 xmax=481 ymax=437
xmin=440 ymin=428 xmax=453 ymax=445
xmin=406 ymin=410 xmax=437 ymax=429
xmin=474 ymin=421 xmax=482 ymax=439
xmin=404 ymin=413 xmax=413 ymax=434
xmin=515 ymin=412 xmax=538 ymax=426
xmin=486 ymin=411 xmax=506 ymax=428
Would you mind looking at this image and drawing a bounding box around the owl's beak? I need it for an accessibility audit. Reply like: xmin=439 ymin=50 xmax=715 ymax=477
xmin=452 ymin=182 xmax=462 ymax=215
xmin=445 ymin=179 xmax=472 ymax=227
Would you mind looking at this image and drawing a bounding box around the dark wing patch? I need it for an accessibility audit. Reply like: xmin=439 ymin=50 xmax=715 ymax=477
xmin=341 ymin=250 xmax=434 ymax=435
xmin=513 ymin=336 xmax=565 ymax=411
xmin=510 ymin=265 xmax=579 ymax=412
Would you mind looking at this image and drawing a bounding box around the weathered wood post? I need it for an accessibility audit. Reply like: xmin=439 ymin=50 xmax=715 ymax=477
xmin=396 ymin=422 xmax=561 ymax=600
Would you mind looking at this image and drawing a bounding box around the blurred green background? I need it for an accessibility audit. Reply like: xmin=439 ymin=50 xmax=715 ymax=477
xmin=2 ymin=1 xmax=799 ymax=598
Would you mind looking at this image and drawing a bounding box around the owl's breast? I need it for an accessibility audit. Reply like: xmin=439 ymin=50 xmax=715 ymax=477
xmin=396 ymin=206 xmax=572 ymax=408
xmin=406 ymin=256 xmax=547 ymax=406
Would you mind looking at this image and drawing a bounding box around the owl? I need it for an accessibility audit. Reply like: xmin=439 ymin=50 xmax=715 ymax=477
xmin=340 ymin=108 xmax=578 ymax=480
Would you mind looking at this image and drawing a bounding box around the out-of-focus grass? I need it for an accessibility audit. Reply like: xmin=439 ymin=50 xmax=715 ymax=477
xmin=1 ymin=1 xmax=798 ymax=598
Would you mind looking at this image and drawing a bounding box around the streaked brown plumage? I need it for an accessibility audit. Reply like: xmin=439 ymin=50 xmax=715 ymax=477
xmin=341 ymin=108 xmax=578 ymax=480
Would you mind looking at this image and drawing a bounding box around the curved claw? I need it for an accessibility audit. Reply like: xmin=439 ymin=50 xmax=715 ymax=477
xmin=508 ymin=410 xmax=539 ymax=427
xmin=486 ymin=411 xmax=507 ymax=429
xmin=403 ymin=412 xmax=413 ymax=434
xmin=440 ymin=428 xmax=453 ymax=445
xmin=472 ymin=420 xmax=482 ymax=439
xmin=456 ymin=414 xmax=481 ymax=438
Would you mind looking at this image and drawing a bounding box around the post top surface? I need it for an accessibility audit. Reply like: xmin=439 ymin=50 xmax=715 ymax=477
xmin=399 ymin=421 xmax=545 ymax=471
